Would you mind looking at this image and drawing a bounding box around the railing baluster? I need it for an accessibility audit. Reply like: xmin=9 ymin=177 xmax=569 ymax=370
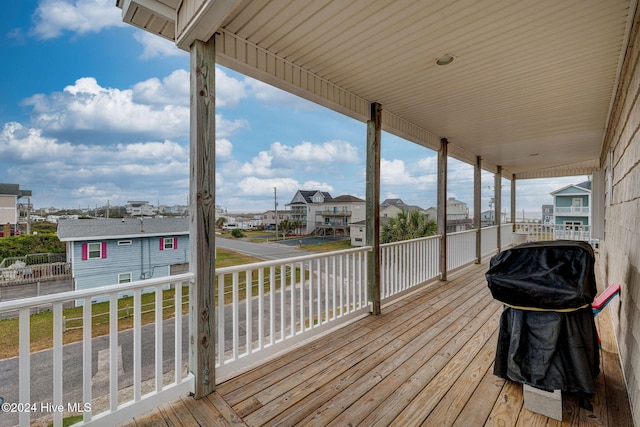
xmin=232 ymin=273 xmax=239 ymax=359
xmin=134 ymin=289 xmax=142 ymax=400
xmin=269 ymin=266 xmax=275 ymax=346
xmin=246 ymin=270 xmax=252 ymax=354
xmin=53 ymin=302 xmax=63 ymax=427
xmin=155 ymin=285 xmax=163 ymax=392
xmin=18 ymin=308 xmax=29 ymax=427
xmin=217 ymin=273 xmax=225 ymax=366
xmin=82 ymin=297 xmax=92 ymax=423
xmin=109 ymin=293 xmax=118 ymax=412
xmin=300 ymin=261 xmax=306 ymax=332
xmin=175 ymin=282 xmax=182 ymax=383
xmin=258 ymin=268 xmax=264 ymax=350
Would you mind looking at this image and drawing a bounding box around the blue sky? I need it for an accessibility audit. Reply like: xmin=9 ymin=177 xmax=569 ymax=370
xmin=1 ymin=0 xmax=584 ymax=217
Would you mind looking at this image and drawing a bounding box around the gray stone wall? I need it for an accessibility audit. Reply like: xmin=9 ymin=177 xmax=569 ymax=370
xmin=601 ymin=8 xmax=640 ymax=425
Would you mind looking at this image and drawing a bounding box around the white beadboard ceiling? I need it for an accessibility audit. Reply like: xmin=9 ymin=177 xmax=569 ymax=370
xmin=118 ymin=0 xmax=635 ymax=179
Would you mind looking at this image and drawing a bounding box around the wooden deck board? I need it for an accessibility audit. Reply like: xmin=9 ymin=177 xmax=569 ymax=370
xmin=120 ymin=261 xmax=633 ymax=427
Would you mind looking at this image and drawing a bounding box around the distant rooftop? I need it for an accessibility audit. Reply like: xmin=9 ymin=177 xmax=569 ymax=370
xmin=0 ymin=183 xmax=32 ymax=197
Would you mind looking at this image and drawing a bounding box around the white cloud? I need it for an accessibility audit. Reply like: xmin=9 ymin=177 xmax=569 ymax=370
xmin=271 ymin=140 xmax=358 ymax=163
xmin=236 ymin=177 xmax=300 ymax=196
xmin=0 ymin=122 xmax=74 ymax=159
xmin=216 ymin=139 xmax=233 ymax=158
xmin=1 ymin=121 xmax=189 ymax=207
xmin=30 ymin=0 xmax=124 ymax=40
xmin=246 ymin=79 xmax=318 ymax=110
xmin=23 ymin=76 xmax=189 ymax=140
xmin=217 ymin=68 xmax=249 ymax=108
xmin=233 ymin=177 xmax=335 ymax=198
xmin=132 ymin=70 xmax=190 ymax=106
xmin=240 ymin=151 xmax=274 ymax=176
xmin=133 ymin=32 xmax=185 ymax=59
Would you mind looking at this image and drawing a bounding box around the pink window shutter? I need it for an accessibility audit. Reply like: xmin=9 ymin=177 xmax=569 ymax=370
xmin=81 ymin=243 xmax=88 ymax=261
xmin=160 ymin=239 xmax=164 ymax=250
xmin=174 ymin=237 xmax=178 ymax=249
xmin=101 ymin=242 xmax=107 ymax=258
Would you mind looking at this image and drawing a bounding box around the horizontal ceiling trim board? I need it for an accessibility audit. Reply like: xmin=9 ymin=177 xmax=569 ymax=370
xmin=381 ymin=111 xmax=441 ymax=152
xmin=215 ymin=30 xmax=370 ymax=122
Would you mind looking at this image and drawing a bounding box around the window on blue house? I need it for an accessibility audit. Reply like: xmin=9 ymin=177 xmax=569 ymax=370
xmin=82 ymin=242 xmax=107 ymax=260
xmin=88 ymin=242 xmax=102 ymax=259
xmin=160 ymin=237 xmax=178 ymax=250
xmin=118 ymin=272 xmax=132 ymax=284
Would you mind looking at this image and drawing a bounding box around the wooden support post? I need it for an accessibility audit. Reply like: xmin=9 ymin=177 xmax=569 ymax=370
xmin=511 ymin=175 xmax=516 ymax=228
xmin=495 ymin=166 xmax=502 ymax=252
xmin=438 ymin=138 xmax=448 ymax=281
xmin=366 ymin=102 xmax=381 ymax=315
xmin=189 ymin=38 xmax=216 ymax=398
xmin=474 ymin=156 xmax=482 ymax=263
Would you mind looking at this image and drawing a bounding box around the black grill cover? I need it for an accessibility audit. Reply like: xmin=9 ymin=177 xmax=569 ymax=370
xmin=487 ymin=241 xmax=600 ymax=395
xmin=486 ymin=240 xmax=597 ymax=310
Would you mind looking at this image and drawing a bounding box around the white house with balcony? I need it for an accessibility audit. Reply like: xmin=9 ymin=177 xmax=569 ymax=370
xmin=551 ymin=181 xmax=591 ymax=231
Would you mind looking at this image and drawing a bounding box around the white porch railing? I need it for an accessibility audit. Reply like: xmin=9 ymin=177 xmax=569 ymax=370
xmin=380 ymin=235 xmax=440 ymax=302
xmin=513 ymin=223 xmax=594 ymax=244
xmin=447 ymin=229 xmax=476 ymax=271
xmin=0 ymin=273 xmax=194 ymax=427
xmin=555 ymin=206 xmax=590 ymax=215
xmin=214 ymin=248 xmax=370 ymax=382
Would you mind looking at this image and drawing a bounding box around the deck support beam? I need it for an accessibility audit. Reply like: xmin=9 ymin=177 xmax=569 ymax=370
xmin=474 ymin=156 xmax=482 ymax=263
xmin=189 ymin=37 xmax=217 ymax=398
xmin=511 ymin=175 xmax=516 ymax=226
xmin=438 ymin=138 xmax=448 ymax=281
xmin=366 ymin=102 xmax=382 ymax=315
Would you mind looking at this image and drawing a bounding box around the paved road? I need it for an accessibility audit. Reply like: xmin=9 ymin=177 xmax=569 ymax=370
xmin=215 ymin=236 xmax=312 ymax=260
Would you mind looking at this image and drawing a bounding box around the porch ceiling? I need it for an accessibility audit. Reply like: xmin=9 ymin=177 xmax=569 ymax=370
xmin=117 ymin=0 xmax=635 ymax=179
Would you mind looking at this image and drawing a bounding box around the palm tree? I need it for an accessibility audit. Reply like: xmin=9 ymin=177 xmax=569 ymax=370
xmin=216 ymin=217 xmax=227 ymax=229
xmin=381 ymin=210 xmax=436 ymax=244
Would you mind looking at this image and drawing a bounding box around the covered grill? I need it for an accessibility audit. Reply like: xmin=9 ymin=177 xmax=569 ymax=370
xmin=486 ymin=240 xmax=600 ymax=395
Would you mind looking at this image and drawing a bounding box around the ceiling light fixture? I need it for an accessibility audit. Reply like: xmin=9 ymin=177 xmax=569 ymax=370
xmin=435 ymin=54 xmax=456 ymax=66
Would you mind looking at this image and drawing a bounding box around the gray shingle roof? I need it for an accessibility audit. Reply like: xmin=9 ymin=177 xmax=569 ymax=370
xmin=57 ymin=217 xmax=189 ymax=241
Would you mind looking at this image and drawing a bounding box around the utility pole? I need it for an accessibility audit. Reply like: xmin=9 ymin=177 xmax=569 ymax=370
xmin=274 ymin=187 xmax=278 ymax=240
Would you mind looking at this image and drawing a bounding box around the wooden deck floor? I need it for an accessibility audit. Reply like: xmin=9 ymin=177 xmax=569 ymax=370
xmin=119 ymin=261 xmax=633 ymax=426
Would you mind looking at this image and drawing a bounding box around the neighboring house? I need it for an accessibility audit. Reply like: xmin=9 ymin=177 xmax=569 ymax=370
xmin=0 ymin=183 xmax=31 ymax=235
xmin=57 ymin=218 xmax=189 ymax=296
xmin=380 ymin=198 xmax=424 ymax=215
xmin=318 ymin=194 xmax=365 ymax=237
xmin=350 ymin=217 xmax=390 ymax=246
xmin=380 ymin=204 xmax=403 ymax=219
xmin=262 ymin=210 xmax=291 ymax=231
xmin=551 ymin=181 xmax=591 ymax=230
xmin=541 ymin=204 xmax=554 ymax=224
xmin=126 ymin=201 xmax=156 ymax=216
xmin=423 ymin=198 xmax=472 ymax=232
xmin=286 ymin=190 xmax=333 ymax=234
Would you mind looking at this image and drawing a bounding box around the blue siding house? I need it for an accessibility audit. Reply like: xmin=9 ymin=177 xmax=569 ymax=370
xmin=57 ymin=217 xmax=189 ymax=293
xmin=551 ymin=181 xmax=591 ymax=229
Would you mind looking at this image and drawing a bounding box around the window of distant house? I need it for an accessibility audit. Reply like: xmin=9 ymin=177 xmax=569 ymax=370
xmin=160 ymin=237 xmax=178 ymax=250
xmin=118 ymin=273 xmax=132 ymax=284
xmin=88 ymin=242 xmax=102 ymax=259
xmin=118 ymin=240 xmax=132 ymax=246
